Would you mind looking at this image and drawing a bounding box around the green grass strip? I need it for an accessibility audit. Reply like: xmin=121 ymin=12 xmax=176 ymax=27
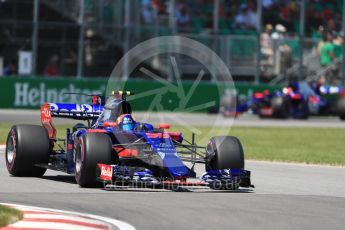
xmin=0 ymin=204 xmax=23 ymax=227
xmin=1 ymin=123 xmax=344 ymax=166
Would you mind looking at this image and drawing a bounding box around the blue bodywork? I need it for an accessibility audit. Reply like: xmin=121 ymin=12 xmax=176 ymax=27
xmin=50 ymin=101 xmax=190 ymax=178
xmin=47 ymin=96 xmax=252 ymax=190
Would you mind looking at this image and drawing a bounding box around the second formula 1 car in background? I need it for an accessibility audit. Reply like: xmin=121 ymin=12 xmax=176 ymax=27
xmin=219 ymin=81 xmax=345 ymax=120
xmin=250 ymin=82 xmax=345 ymax=119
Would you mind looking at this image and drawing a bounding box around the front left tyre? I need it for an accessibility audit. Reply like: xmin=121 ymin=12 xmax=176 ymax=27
xmin=205 ymin=136 xmax=245 ymax=171
xmin=5 ymin=125 xmax=49 ymax=177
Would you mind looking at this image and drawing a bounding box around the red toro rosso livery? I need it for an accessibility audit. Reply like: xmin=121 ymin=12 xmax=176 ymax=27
xmin=5 ymin=91 xmax=253 ymax=191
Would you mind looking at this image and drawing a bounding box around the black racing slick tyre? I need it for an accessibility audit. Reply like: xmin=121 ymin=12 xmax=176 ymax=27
xmin=337 ymin=98 xmax=345 ymax=121
xmin=5 ymin=125 xmax=49 ymax=177
xmin=75 ymin=133 xmax=113 ymax=187
xmin=205 ymin=136 xmax=245 ymax=171
xmin=271 ymin=96 xmax=290 ymax=119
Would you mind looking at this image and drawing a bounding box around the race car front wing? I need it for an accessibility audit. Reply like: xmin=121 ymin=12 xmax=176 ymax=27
xmin=96 ymin=164 xmax=254 ymax=191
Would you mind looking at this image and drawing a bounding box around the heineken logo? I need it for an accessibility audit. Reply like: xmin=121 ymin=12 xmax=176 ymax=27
xmin=14 ymin=82 xmax=105 ymax=107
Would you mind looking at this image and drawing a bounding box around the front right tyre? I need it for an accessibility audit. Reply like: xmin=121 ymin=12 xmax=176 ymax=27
xmin=337 ymin=98 xmax=345 ymax=121
xmin=75 ymin=133 xmax=113 ymax=187
xmin=271 ymin=96 xmax=290 ymax=119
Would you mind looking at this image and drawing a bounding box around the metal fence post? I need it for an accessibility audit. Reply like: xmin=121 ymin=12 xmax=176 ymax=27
xmin=341 ymin=0 xmax=345 ymax=85
xmin=122 ymin=0 xmax=130 ymax=81
xmin=169 ymin=0 xmax=176 ymax=34
xmin=255 ymin=0 xmax=262 ymax=85
xmin=77 ymin=0 xmax=85 ymax=78
xmin=299 ymin=0 xmax=306 ymax=82
xmin=213 ymin=0 xmax=219 ymax=34
xmin=32 ymin=0 xmax=40 ymax=76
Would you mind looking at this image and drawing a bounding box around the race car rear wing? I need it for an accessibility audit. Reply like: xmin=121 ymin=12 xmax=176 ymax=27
xmin=42 ymin=103 xmax=103 ymax=120
xmin=41 ymin=103 xmax=103 ymax=139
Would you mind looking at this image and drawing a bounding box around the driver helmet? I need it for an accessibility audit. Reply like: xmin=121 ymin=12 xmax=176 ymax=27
xmin=117 ymin=114 xmax=136 ymax=131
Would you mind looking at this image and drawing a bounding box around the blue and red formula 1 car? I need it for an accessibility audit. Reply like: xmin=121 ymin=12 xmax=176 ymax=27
xmin=251 ymin=82 xmax=345 ymax=119
xmin=220 ymin=82 xmax=345 ymax=119
xmin=5 ymin=91 xmax=253 ymax=191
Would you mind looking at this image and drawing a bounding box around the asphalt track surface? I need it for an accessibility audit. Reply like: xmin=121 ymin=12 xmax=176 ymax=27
xmin=1 ymin=148 xmax=345 ymax=230
xmin=1 ymin=110 xmax=345 ymax=229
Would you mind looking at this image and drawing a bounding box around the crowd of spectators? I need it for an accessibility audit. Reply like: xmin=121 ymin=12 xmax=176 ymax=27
xmin=233 ymin=3 xmax=258 ymax=30
xmin=2 ymin=0 xmax=344 ymax=78
xmin=139 ymin=0 xmax=344 ymax=79
xmin=140 ymin=0 xmax=343 ymax=37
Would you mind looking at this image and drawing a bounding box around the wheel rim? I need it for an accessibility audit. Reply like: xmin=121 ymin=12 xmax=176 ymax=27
xmin=6 ymin=135 xmax=15 ymax=165
xmin=75 ymin=145 xmax=82 ymax=174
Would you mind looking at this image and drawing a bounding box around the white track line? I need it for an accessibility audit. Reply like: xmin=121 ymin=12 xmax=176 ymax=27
xmin=8 ymin=221 xmax=107 ymax=230
xmin=1 ymin=203 xmax=136 ymax=230
xmin=0 ymin=145 xmax=5 ymax=150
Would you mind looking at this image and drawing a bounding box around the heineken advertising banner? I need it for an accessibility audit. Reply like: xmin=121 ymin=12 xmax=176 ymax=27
xmin=0 ymin=77 xmax=107 ymax=108
xmin=0 ymin=77 xmax=281 ymax=111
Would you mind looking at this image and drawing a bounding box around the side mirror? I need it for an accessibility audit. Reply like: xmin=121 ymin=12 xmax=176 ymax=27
xmin=159 ymin=123 xmax=170 ymax=129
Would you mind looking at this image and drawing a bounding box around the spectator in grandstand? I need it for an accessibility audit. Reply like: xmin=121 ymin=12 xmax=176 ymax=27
xmin=313 ymin=25 xmax=324 ymax=43
xmin=271 ymin=24 xmax=286 ymax=40
xmin=44 ymin=55 xmax=60 ymax=77
xmin=278 ymin=1 xmax=298 ymax=32
xmin=233 ymin=3 xmax=258 ymax=30
xmin=151 ymin=0 xmax=165 ymax=15
xmin=3 ymin=59 xmax=17 ymax=76
xmin=141 ymin=0 xmax=157 ymax=24
xmin=316 ymin=26 xmax=326 ymax=57
xmin=261 ymin=24 xmax=274 ymax=66
xmin=262 ymin=0 xmax=274 ymax=9
xmin=333 ymin=34 xmax=343 ymax=59
xmin=326 ymin=18 xmax=337 ymax=35
xmin=307 ymin=6 xmax=324 ymax=34
xmin=318 ymin=32 xmax=339 ymax=82
xmin=319 ymin=32 xmax=335 ymax=67
xmin=175 ymin=1 xmax=190 ymax=26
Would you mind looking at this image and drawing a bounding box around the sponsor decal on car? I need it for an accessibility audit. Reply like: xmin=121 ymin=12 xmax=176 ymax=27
xmin=260 ymin=107 xmax=273 ymax=116
xmin=99 ymin=164 xmax=113 ymax=181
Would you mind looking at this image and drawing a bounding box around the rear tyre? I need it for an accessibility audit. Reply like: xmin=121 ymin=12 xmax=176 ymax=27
xmin=75 ymin=133 xmax=113 ymax=187
xmin=271 ymin=96 xmax=290 ymax=119
xmin=294 ymin=101 xmax=309 ymax=119
xmin=337 ymin=98 xmax=345 ymax=121
xmin=5 ymin=125 xmax=49 ymax=177
xmin=72 ymin=123 xmax=88 ymax=133
xmin=205 ymin=136 xmax=244 ymax=170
